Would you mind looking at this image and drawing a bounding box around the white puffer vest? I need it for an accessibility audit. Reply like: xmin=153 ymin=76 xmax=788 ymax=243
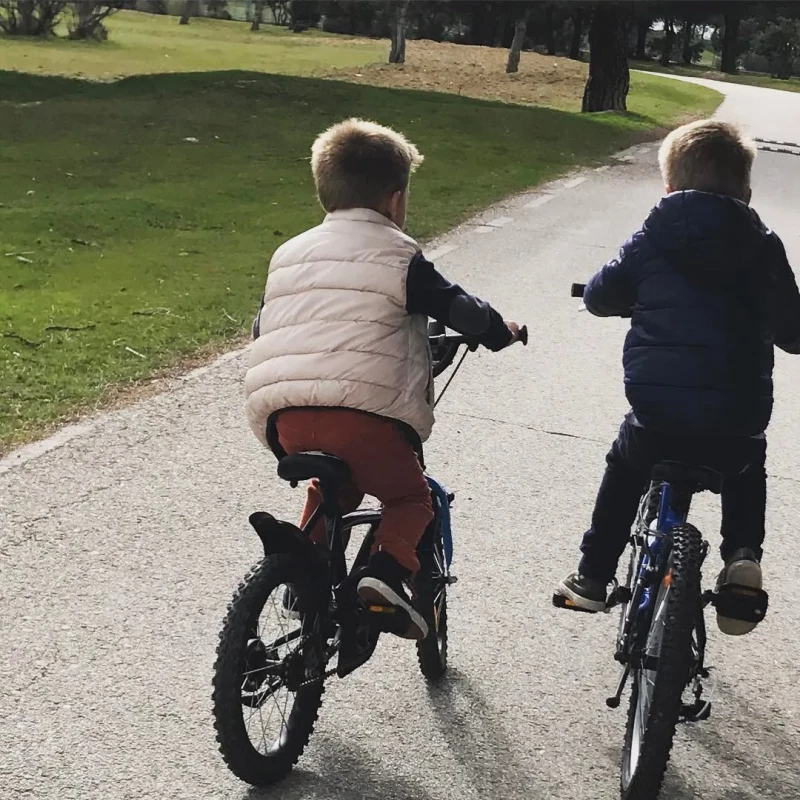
xmin=245 ymin=208 xmax=434 ymax=446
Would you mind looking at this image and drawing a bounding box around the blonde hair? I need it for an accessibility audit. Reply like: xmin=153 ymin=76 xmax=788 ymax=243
xmin=310 ymin=118 xmax=423 ymax=212
xmin=658 ymin=120 xmax=756 ymax=200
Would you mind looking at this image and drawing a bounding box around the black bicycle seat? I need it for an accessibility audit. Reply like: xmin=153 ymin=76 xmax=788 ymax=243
xmin=651 ymin=461 xmax=723 ymax=494
xmin=277 ymin=452 xmax=351 ymax=487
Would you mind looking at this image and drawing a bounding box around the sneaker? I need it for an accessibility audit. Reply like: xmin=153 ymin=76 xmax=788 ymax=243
xmin=555 ymin=571 xmax=608 ymax=613
xmin=357 ymin=551 xmax=428 ymax=640
xmin=716 ymin=548 xmax=763 ymax=636
xmin=281 ymin=586 xmax=301 ymax=620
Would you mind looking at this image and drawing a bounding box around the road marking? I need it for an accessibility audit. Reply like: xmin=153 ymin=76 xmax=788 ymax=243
xmin=524 ymin=194 xmax=555 ymax=210
xmin=756 ymin=137 xmax=800 ymax=148
xmin=426 ymin=243 xmax=459 ymax=261
xmin=483 ymin=215 xmax=514 ymax=228
xmin=472 ymin=225 xmax=496 ymax=234
xmin=595 ymin=165 xmax=611 ymax=173
xmin=562 ymin=176 xmax=587 ymax=189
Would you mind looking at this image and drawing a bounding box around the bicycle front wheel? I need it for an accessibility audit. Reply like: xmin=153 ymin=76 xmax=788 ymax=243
xmin=621 ymin=523 xmax=703 ymax=800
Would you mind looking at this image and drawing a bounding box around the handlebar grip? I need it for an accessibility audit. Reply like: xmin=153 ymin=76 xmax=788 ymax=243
xmin=519 ymin=325 xmax=528 ymax=346
xmin=571 ymin=283 xmax=586 ymax=298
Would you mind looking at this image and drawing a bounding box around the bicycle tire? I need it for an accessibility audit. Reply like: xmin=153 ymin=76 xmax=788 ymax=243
xmin=212 ymin=554 xmax=326 ymax=787
xmin=620 ymin=523 xmax=703 ymax=800
xmin=415 ymin=522 xmax=448 ymax=681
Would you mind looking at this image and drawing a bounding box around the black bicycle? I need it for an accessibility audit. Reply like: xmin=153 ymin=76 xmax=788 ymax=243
xmin=555 ymin=284 xmax=769 ymax=800
xmin=212 ymin=321 xmax=527 ymax=787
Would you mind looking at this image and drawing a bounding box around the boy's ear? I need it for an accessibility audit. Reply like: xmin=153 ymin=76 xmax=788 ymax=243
xmin=386 ymin=190 xmax=405 ymax=222
xmin=744 ymin=186 xmax=753 ymax=205
xmin=666 ymin=184 xmax=675 ymax=194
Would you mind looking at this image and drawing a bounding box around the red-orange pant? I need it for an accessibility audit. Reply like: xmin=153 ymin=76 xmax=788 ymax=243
xmin=275 ymin=408 xmax=434 ymax=574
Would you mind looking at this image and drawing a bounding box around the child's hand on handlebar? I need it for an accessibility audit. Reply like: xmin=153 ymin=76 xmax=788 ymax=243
xmin=505 ymin=322 xmax=528 ymax=346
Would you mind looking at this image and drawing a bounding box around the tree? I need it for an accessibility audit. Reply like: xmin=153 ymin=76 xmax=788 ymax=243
xmin=506 ymin=15 xmax=527 ymax=73
xmin=251 ymin=0 xmax=264 ymax=30
xmin=544 ymin=2 xmax=556 ymax=55
xmin=67 ymin=0 xmax=122 ymax=39
xmin=569 ymin=5 xmax=585 ymax=60
xmin=755 ymin=17 xmax=800 ymax=79
xmin=266 ymin=0 xmax=290 ymax=25
xmin=388 ymin=0 xmax=408 ymax=63
xmin=0 ymin=0 xmax=67 ymax=35
xmin=206 ymin=0 xmax=230 ymax=20
xmin=179 ymin=0 xmax=198 ymax=25
xmin=582 ymin=2 xmax=630 ymax=113
xmin=634 ymin=19 xmax=650 ymax=59
xmin=681 ymin=18 xmax=695 ymax=65
xmin=659 ymin=15 xmax=675 ymax=65
xmin=720 ymin=6 xmax=742 ymax=73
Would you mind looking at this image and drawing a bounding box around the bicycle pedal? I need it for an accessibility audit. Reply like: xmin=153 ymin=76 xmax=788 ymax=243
xmin=552 ymin=593 xmax=601 ymax=614
xmin=680 ymin=701 xmax=712 ymax=722
xmin=711 ymin=583 xmax=769 ymax=624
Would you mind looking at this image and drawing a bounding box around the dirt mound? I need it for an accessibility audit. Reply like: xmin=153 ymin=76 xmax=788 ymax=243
xmin=325 ymin=39 xmax=589 ymax=111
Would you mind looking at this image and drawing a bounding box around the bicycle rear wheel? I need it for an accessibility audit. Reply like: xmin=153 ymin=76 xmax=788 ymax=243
xmin=212 ymin=554 xmax=327 ymax=787
xmin=415 ymin=520 xmax=448 ymax=681
xmin=621 ymin=523 xmax=703 ymax=800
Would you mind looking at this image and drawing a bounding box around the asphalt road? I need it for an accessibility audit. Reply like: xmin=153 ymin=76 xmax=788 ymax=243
xmin=3 ymin=77 xmax=800 ymax=800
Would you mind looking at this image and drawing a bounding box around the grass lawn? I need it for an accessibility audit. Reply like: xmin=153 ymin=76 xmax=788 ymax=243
xmin=0 ymin=10 xmax=384 ymax=79
xmin=632 ymin=58 xmax=800 ymax=95
xmin=0 ymin=15 xmax=721 ymax=452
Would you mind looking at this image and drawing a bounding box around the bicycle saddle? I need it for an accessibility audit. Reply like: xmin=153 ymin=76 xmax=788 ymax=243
xmin=277 ymin=452 xmax=351 ymax=487
xmin=651 ymin=461 xmax=723 ymax=494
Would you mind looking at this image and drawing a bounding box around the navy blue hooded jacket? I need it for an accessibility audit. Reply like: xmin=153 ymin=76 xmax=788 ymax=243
xmin=585 ymin=191 xmax=800 ymax=437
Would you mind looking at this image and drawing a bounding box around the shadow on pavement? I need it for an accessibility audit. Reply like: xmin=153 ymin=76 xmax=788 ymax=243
xmin=243 ymin=736 xmax=440 ymax=800
xmin=425 ymin=668 xmax=555 ymax=800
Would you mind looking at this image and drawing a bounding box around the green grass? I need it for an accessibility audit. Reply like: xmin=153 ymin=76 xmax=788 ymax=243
xmin=633 ymin=58 xmax=800 ymax=94
xmin=0 ymin=10 xmax=384 ymax=79
xmin=0 ymin=17 xmax=721 ymax=451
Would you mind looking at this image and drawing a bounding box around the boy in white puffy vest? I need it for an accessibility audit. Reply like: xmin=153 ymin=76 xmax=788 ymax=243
xmin=246 ymin=118 xmax=520 ymax=639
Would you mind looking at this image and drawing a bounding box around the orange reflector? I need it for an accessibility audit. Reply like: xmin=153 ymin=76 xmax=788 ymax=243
xmin=368 ymin=605 xmax=395 ymax=614
xmin=663 ymin=570 xmax=673 ymax=588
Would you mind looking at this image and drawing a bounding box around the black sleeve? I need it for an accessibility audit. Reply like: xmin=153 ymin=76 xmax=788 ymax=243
xmin=252 ymin=293 xmax=264 ymax=340
xmin=406 ymin=253 xmax=513 ymax=352
xmin=766 ymin=235 xmax=800 ymax=354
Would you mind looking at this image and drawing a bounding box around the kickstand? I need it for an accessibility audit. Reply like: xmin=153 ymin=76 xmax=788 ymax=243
xmin=606 ymin=664 xmax=630 ymax=709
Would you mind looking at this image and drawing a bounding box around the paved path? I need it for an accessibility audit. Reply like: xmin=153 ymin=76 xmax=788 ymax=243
xmin=3 ymin=77 xmax=800 ymax=800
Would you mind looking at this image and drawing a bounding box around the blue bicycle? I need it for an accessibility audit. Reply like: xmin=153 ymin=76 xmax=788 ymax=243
xmin=556 ymin=283 xmax=769 ymax=800
xmin=211 ymin=321 xmax=526 ymax=787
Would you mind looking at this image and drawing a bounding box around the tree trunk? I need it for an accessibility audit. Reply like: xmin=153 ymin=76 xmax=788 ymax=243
xmin=582 ymin=3 xmax=630 ymax=113
xmin=569 ymin=7 xmax=583 ymax=60
xmin=506 ymin=18 xmax=527 ymax=73
xmin=660 ymin=16 xmax=675 ymax=66
xmin=720 ymin=11 xmax=741 ymax=74
xmin=251 ymin=0 xmax=264 ymax=30
xmin=545 ymin=4 xmax=556 ymax=55
xmin=179 ymin=0 xmax=198 ymax=25
xmin=681 ymin=20 xmax=694 ymax=65
xmin=635 ymin=18 xmax=649 ymax=60
xmin=388 ymin=1 xmax=408 ymax=64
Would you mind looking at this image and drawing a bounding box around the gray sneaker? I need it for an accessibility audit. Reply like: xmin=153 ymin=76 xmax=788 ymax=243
xmin=716 ymin=548 xmax=763 ymax=636
xmin=555 ymin=571 xmax=608 ymax=613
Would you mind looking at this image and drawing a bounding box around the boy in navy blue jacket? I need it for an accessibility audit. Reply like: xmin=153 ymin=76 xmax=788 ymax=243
xmin=555 ymin=120 xmax=800 ymax=635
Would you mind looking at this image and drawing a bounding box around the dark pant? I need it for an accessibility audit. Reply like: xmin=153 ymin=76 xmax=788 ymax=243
xmin=579 ymin=415 xmax=767 ymax=583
